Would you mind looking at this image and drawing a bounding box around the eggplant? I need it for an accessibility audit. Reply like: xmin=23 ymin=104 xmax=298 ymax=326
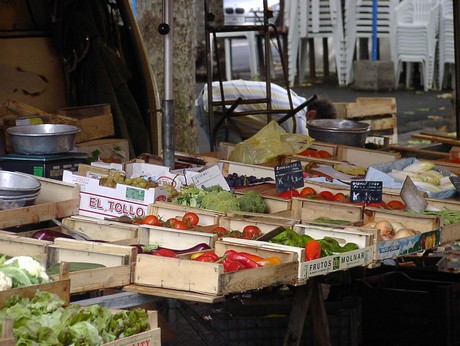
xmin=132 ymin=242 xmax=211 ymax=255
xmin=31 ymin=229 xmax=75 ymax=241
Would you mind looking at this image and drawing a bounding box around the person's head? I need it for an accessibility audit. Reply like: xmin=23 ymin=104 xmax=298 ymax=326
xmin=306 ymin=96 xmax=336 ymax=120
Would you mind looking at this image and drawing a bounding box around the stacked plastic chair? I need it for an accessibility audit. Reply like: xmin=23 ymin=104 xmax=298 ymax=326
xmin=285 ymin=0 xmax=346 ymax=86
xmin=391 ymin=0 xmax=440 ymax=91
xmin=343 ymin=0 xmax=399 ymax=85
xmin=437 ymin=0 xmax=454 ymax=89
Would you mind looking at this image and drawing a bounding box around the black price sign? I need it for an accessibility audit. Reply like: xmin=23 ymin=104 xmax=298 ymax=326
xmin=275 ymin=160 xmax=304 ymax=193
xmin=350 ymin=181 xmax=383 ymax=203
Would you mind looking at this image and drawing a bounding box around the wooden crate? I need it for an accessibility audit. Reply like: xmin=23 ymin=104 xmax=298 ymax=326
xmin=0 ymin=309 xmax=160 ymax=346
xmin=363 ymin=207 xmax=441 ymax=260
xmin=0 ymin=231 xmax=50 ymax=264
xmin=56 ymin=104 xmax=115 ymax=143
xmin=0 ymin=278 xmax=70 ymax=308
xmin=103 ymin=311 xmax=161 ymax=346
xmin=218 ymin=214 xmax=298 ymax=235
xmin=0 ymin=176 xmax=79 ymax=229
xmin=133 ymin=239 xmax=299 ymax=296
xmin=220 ymin=160 xmax=276 ymax=180
xmin=335 ymin=98 xmax=398 ymax=145
xmin=291 ymin=197 xmax=364 ymax=224
xmin=249 ymin=224 xmax=374 ymax=283
xmin=136 ymin=224 xmax=217 ymax=250
xmin=47 ymin=238 xmax=135 ymax=293
xmin=285 ymin=144 xmax=400 ymax=168
xmin=74 ymin=138 xmax=130 ymax=162
xmin=62 ymin=215 xmax=141 ymax=245
xmin=148 ymin=201 xmax=222 ymax=226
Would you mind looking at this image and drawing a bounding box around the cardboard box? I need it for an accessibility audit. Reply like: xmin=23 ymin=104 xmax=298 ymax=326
xmin=57 ymin=104 xmax=115 ymax=143
xmin=62 ymin=167 xmax=169 ymax=220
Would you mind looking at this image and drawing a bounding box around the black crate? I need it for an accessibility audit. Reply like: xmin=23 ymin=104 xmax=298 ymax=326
xmin=354 ymin=271 xmax=460 ymax=346
xmin=208 ymin=296 xmax=362 ymax=346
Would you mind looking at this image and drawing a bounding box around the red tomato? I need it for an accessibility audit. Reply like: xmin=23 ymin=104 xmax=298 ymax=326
xmin=242 ymin=225 xmax=262 ymax=240
xmin=277 ymin=190 xmax=300 ymax=199
xmin=333 ymin=192 xmax=348 ymax=202
xmin=386 ymin=200 xmax=406 ymax=210
xmin=212 ymin=226 xmax=228 ymax=238
xmin=316 ymin=190 xmax=334 ymax=201
xmin=183 ymin=212 xmax=199 ymax=226
xmin=173 ymin=220 xmax=189 ymax=230
xmin=166 ymin=217 xmax=178 ymax=228
xmin=142 ymin=215 xmax=161 ymax=226
xmin=300 ymin=186 xmax=317 ymax=197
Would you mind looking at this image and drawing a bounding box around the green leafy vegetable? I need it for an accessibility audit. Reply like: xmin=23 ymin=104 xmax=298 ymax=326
xmin=0 ymin=290 xmax=150 ymax=345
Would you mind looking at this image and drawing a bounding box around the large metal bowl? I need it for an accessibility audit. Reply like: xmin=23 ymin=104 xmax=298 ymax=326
xmin=306 ymin=119 xmax=370 ymax=147
xmin=7 ymin=124 xmax=81 ymax=155
xmin=0 ymin=171 xmax=41 ymax=196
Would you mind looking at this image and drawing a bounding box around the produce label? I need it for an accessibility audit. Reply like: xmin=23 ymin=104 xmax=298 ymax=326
xmin=302 ymin=247 xmax=373 ymax=278
xmin=350 ymin=181 xmax=382 ymax=203
xmin=190 ymin=165 xmax=230 ymax=190
xmin=376 ymin=229 xmax=440 ymax=260
xmin=275 ymin=161 xmax=304 ymax=193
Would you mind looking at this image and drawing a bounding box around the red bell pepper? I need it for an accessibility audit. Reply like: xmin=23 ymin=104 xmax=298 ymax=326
xmin=152 ymin=248 xmax=177 ymax=258
xmin=222 ymin=259 xmax=245 ymax=272
xmin=305 ymin=240 xmax=321 ymax=261
xmin=225 ymin=250 xmax=260 ymax=269
xmin=193 ymin=252 xmax=219 ymax=262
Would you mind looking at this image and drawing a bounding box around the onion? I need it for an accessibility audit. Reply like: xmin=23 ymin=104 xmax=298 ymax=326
xmin=393 ymin=228 xmax=417 ymax=239
xmin=374 ymin=220 xmax=394 ymax=241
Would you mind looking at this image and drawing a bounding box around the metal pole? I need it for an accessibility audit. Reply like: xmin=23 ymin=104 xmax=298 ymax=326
xmin=371 ymin=0 xmax=378 ymax=61
xmin=160 ymin=0 xmax=175 ymax=168
xmin=454 ymin=0 xmax=460 ymax=139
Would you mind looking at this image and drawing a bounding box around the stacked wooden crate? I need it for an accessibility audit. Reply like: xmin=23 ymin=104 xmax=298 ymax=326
xmin=334 ymin=97 xmax=398 ymax=145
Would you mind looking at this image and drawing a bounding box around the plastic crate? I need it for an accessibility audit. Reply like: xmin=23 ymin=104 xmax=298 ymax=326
xmin=208 ymin=296 xmax=362 ymax=346
xmin=355 ymin=271 xmax=460 ymax=346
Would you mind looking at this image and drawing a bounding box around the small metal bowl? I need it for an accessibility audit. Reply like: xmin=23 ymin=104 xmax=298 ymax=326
xmin=0 ymin=171 xmax=41 ymax=196
xmin=7 ymin=124 xmax=81 ymax=155
xmin=306 ymin=119 xmax=370 ymax=147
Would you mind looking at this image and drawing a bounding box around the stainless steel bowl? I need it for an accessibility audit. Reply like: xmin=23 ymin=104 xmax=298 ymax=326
xmin=306 ymin=119 xmax=370 ymax=147
xmin=7 ymin=124 xmax=81 ymax=155
xmin=0 ymin=171 xmax=41 ymax=196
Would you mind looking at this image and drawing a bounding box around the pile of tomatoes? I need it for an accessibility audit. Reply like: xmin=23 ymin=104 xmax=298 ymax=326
xmin=277 ymin=186 xmax=347 ymax=202
xmin=211 ymin=225 xmax=262 ymax=240
xmin=277 ymin=186 xmax=406 ymax=210
xmin=297 ymin=149 xmax=332 ymax=158
xmin=134 ymin=211 xmax=200 ymax=230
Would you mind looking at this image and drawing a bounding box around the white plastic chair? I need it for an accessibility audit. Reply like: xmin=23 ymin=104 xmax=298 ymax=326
xmin=343 ymin=0 xmax=399 ymax=85
xmin=286 ymin=0 xmax=346 ymax=86
xmin=438 ymin=0 xmax=454 ymax=89
xmin=391 ymin=0 xmax=440 ymax=91
xmin=209 ymin=31 xmax=259 ymax=81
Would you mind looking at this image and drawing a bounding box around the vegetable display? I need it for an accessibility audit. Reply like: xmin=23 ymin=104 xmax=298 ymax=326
xmin=387 ymin=160 xmax=455 ymax=193
xmin=224 ymin=173 xmax=274 ymax=188
xmin=0 ymin=256 xmax=51 ymax=290
xmin=189 ymin=249 xmax=282 ymax=272
xmin=172 ymin=185 xmax=267 ymax=213
xmin=0 ymin=290 xmax=150 ymax=345
xmin=267 ymin=228 xmax=359 ymax=260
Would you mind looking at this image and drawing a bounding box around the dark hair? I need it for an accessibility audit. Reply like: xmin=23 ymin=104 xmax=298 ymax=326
xmin=308 ymin=96 xmax=336 ymax=119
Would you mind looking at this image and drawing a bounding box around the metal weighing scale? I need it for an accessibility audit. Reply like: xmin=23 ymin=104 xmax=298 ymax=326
xmin=0 ymin=152 xmax=88 ymax=181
